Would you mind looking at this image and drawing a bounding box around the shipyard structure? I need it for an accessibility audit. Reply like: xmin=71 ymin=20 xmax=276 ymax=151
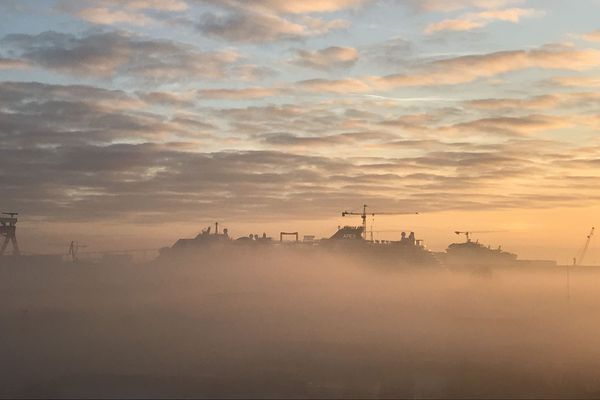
xmin=160 ymin=225 xmax=557 ymax=271
xmin=0 ymin=206 xmax=572 ymax=270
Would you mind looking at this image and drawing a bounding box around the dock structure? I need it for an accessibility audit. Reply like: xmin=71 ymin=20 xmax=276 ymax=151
xmin=0 ymin=212 xmax=20 ymax=256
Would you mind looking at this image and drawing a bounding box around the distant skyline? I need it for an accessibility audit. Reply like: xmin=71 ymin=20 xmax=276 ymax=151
xmin=1 ymin=0 xmax=599 ymax=263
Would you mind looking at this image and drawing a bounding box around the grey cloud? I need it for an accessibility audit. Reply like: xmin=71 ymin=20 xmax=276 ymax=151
xmin=448 ymin=115 xmax=569 ymax=136
xmin=0 ymin=81 xmax=204 ymax=148
xmin=1 ymin=31 xmax=241 ymax=82
xmin=0 ymin=144 xmax=355 ymax=221
xmin=201 ymin=0 xmax=367 ymax=15
xmin=3 ymin=140 xmax=599 ymax=223
xmin=0 ymin=57 xmax=29 ymax=69
xmin=291 ymin=46 xmax=359 ymax=70
xmin=259 ymin=130 xmax=396 ymax=147
xmin=465 ymin=92 xmax=600 ymax=111
xmin=136 ymin=91 xmax=196 ymax=107
xmin=362 ymin=37 xmax=412 ymax=68
xmin=230 ymin=64 xmax=279 ymax=81
xmin=2 ymin=81 xmax=599 ymax=224
xmin=375 ymin=45 xmax=600 ymax=88
xmin=196 ymin=11 xmax=347 ymax=43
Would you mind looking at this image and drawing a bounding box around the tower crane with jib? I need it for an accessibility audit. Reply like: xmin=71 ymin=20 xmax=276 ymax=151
xmin=341 ymin=204 xmax=418 ymax=241
xmin=574 ymin=227 xmax=595 ymax=266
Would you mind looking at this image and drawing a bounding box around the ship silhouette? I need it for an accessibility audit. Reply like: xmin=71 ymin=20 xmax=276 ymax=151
xmin=160 ymin=222 xmax=557 ymax=270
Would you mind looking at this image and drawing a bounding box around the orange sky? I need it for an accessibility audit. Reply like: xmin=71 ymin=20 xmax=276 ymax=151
xmin=16 ymin=204 xmax=599 ymax=265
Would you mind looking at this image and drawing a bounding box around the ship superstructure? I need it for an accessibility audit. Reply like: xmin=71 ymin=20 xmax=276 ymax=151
xmin=160 ymin=221 xmax=440 ymax=268
xmin=440 ymin=232 xmax=556 ymax=270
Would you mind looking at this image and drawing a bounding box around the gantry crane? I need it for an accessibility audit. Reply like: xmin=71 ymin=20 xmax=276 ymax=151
xmin=68 ymin=241 xmax=88 ymax=263
xmin=0 ymin=212 xmax=20 ymax=256
xmin=574 ymin=227 xmax=595 ymax=266
xmin=342 ymin=204 xmax=418 ymax=240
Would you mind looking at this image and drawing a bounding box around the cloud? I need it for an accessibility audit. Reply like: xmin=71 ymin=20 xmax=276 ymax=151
xmin=291 ymin=46 xmax=359 ymax=70
xmin=2 ymin=81 xmax=600 ymax=224
xmin=296 ymin=78 xmax=371 ymax=93
xmin=196 ymin=11 xmax=348 ymax=43
xmin=466 ymin=95 xmax=560 ymax=110
xmin=547 ymin=76 xmax=600 ymax=88
xmin=465 ymin=92 xmax=600 ymax=110
xmin=301 ymin=16 xmax=350 ymax=35
xmin=205 ymin=0 xmax=367 ymax=14
xmin=229 ymin=64 xmax=278 ymax=81
xmin=0 ymin=81 xmax=206 ymax=149
xmin=1 ymin=31 xmax=241 ymax=82
xmin=198 ymin=87 xmax=285 ymax=100
xmin=121 ymin=0 xmax=188 ymax=11
xmin=0 ymin=57 xmax=29 ymax=69
xmin=259 ymin=0 xmax=368 ymax=14
xmin=426 ymin=19 xmax=483 ymax=33
xmin=0 ymin=81 xmax=143 ymax=113
xmin=57 ymin=0 xmax=189 ymax=25
xmin=582 ymin=30 xmax=600 ymax=43
xmin=259 ymin=130 xmax=396 ymax=147
xmin=447 ymin=114 xmax=571 ymax=136
xmin=75 ymin=6 xmax=154 ymax=25
xmin=362 ymin=37 xmax=412 ymax=67
xmin=407 ymin=0 xmax=525 ymax=13
xmin=136 ymin=90 xmax=196 ymax=106
xmin=425 ymin=7 xmax=538 ymax=34
xmin=375 ymin=45 xmax=600 ymax=88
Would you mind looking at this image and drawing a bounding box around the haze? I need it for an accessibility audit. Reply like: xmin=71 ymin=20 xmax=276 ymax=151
xmin=2 ymin=1 xmax=600 ymax=398
xmin=4 ymin=253 xmax=600 ymax=398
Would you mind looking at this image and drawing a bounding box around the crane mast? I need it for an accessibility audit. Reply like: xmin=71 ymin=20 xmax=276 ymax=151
xmin=575 ymin=227 xmax=595 ymax=266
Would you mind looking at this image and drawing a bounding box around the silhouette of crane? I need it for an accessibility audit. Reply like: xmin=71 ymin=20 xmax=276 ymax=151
xmin=574 ymin=227 xmax=595 ymax=266
xmin=0 ymin=212 xmax=20 ymax=256
xmin=342 ymin=204 xmax=418 ymax=240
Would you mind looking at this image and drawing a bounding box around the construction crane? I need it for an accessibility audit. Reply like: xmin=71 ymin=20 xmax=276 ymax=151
xmin=454 ymin=231 xmax=499 ymax=243
xmin=574 ymin=227 xmax=595 ymax=266
xmin=342 ymin=204 xmax=418 ymax=240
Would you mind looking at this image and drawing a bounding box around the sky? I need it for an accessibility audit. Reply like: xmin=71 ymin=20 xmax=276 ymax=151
xmin=1 ymin=0 xmax=599 ymax=263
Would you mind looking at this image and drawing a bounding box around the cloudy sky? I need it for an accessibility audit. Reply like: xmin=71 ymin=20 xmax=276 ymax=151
xmin=1 ymin=0 xmax=599 ymax=261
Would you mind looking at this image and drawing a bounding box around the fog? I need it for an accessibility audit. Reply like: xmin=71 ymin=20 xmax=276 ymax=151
xmin=3 ymin=251 xmax=600 ymax=398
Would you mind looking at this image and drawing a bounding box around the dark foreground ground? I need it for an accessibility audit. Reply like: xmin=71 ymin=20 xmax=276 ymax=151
xmin=2 ymin=252 xmax=600 ymax=399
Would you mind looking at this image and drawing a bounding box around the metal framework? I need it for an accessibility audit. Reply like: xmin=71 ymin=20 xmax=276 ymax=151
xmin=342 ymin=204 xmax=418 ymax=240
xmin=280 ymin=232 xmax=299 ymax=242
xmin=0 ymin=212 xmax=20 ymax=256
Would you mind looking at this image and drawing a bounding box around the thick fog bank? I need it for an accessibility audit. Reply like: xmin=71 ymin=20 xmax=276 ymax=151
xmin=2 ymin=253 xmax=600 ymax=398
